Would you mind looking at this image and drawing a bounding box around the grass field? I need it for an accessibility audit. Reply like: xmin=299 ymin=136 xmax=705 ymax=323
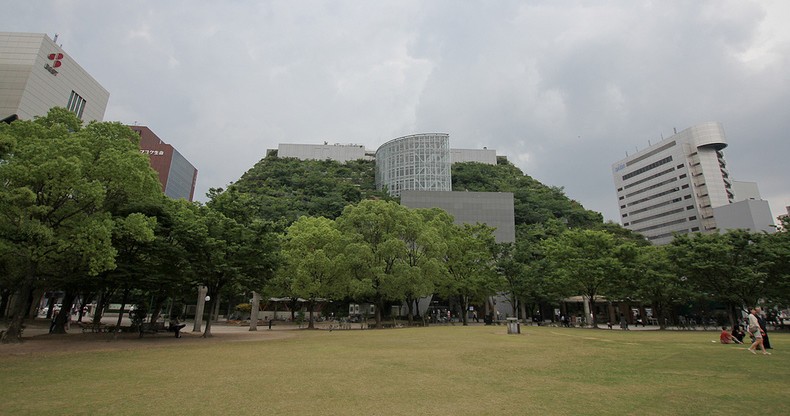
xmin=1 ymin=325 xmax=787 ymax=415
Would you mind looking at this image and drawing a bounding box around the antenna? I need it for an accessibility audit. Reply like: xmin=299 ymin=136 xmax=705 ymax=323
xmin=53 ymin=33 xmax=59 ymax=43
xmin=673 ymin=127 xmax=677 ymax=134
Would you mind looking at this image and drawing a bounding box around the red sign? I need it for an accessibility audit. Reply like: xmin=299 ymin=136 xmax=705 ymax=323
xmin=47 ymin=53 xmax=63 ymax=68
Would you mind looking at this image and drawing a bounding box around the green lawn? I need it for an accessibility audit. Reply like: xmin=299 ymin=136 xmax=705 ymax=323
xmin=1 ymin=326 xmax=786 ymax=415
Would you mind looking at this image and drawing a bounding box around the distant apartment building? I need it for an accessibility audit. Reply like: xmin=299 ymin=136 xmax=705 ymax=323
xmin=129 ymin=126 xmax=198 ymax=201
xmin=0 ymin=32 xmax=108 ymax=122
xmin=612 ymin=122 xmax=773 ymax=244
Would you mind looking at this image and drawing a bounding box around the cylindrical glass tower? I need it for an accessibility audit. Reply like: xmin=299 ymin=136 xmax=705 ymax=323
xmin=375 ymin=133 xmax=451 ymax=196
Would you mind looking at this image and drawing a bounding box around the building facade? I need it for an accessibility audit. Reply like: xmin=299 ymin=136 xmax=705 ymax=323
xmin=129 ymin=126 xmax=198 ymax=201
xmin=375 ymin=133 xmax=452 ymax=197
xmin=0 ymin=32 xmax=108 ymax=122
xmin=400 ymin=190 xmax=515 ymax=243
xmin=612 ymin=123 xmax=732 ymax=244
xmin=613 ymin=122 xmax=773 ymax=244
xmin=450 ymin=148 xmax=497 ymax=165
xmin=275 ymin=143 xmax=374 ymax=162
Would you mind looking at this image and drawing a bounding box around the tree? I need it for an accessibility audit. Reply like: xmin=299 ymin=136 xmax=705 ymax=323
xmin=493 ymin=242 xmax=525 ymax=318
xmin=625 ymin=245 xmax=689 ymax=329
xmin=398 ymin=208 xmax=452 ymax=324
xmin=175 ymin=204 xmax=277 ymax=338
xmin=0 ymin=110 xmax=130 ymax=343
xmin=541 ymin=229 xmax=632 ymax=328
xmin=441 ymin=224 xmax=498 ymax=326
xmin=280 ymin=216 xmax=345 ymax=329
xmin=336 ymin=200 xmax=409 ymax=327
xmin=668 ymin=230 xmax=772 ymax=325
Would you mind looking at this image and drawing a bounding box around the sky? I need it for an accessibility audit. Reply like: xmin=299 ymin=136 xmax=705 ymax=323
xmin=4 ymin=0 xmax=789 ymax=223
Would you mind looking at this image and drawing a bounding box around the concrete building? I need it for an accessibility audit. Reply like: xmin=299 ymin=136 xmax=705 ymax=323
xmin=400 ymin=190 xmax=515 ymax=243
xmin=612 ymin=122 xmax=773 ymax=244
xmin=450 ymin=148 xmax=497 ymax=165
xmin=129 ymin=126 xmax=198 ymax=201
xmin=713 ymin=199 xmax=775 ymax=234
xmin=731 ymin=180 xmax=762 ymax=202
xmin=375 ymin=133 xmax=452 ymax=197
xmin=275 ymin=143 xmax=374 ymax=162
xmin=0 ymin=32 xmax=108 ymax=122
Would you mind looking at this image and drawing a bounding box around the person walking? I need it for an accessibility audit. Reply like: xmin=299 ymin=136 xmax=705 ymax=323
xmin=747 ymin=308 xmax=770 ymax=355
xmin=755 ymin=307 xmax=772 ymax=349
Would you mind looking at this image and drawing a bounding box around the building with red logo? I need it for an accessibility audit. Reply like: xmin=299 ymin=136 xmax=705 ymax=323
xmin=129 ymin=126 xmax=198 ymax=201
xmin=0 ymin=32 xmax=108 ymax=122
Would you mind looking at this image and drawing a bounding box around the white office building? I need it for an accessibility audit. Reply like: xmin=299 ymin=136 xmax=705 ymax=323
xmin=612 ymin=122 xmax=773 ymax=244
xmin=0 ymin=32 xmax=109 ymax=122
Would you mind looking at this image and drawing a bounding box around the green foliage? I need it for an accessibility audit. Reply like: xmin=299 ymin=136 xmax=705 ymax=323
xmin=440 ymin=224 xmax=499 ymax=324
xmin=278 ymin=216 xmax=346 ymax=328
xmin=541 ymin=229 xmax=636 ymax=326
xmin=452 ymin=162 xmax=603 ymax=227
xmin=216 ymin=156 xmax=388 ymax=223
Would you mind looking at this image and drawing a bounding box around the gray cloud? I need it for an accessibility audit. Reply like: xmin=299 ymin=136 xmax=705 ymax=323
xmin=3 ymin=0 xmax=787 ymax=221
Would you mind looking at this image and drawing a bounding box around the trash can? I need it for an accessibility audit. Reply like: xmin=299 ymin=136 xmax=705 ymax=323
xmin=506 ymin=317 xmax=520 ymax=334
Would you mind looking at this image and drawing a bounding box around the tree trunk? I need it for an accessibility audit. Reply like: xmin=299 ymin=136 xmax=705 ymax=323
xmin=374 ymin=298 xmax=383 ymax=328
xmin=193 ymin=286 xmax=207 ymax=332
xmin=588 ymin=294 xmax=598 ymax=328
xmin=51 ymin=291 xmax=77 ymax=334
xmin=249 ymin=291 xmax=260 ymax=331
xmin=460 ymin=295 xmax=469 ymax=326
xmin=1 ymin=280 xmax=34 ymax=344
xmin=149 ymin=295 xmax=167 ymax=325
xmin=405 ymin=296 xmax=415 ymax=325
xmin=0 ymin=288 xmax=9 ymax=318
xmin=212 ymin=297 xmax=220 ymax=322
xmin=510 ymin=294 xmax=518 ymax=319
xmin=203 ymin=297 xmax=215 ymax=338
xmin=113 ymin=287 xmax=130 ymax=340
xmin=307 ymin=300 xmax=315 ymax=329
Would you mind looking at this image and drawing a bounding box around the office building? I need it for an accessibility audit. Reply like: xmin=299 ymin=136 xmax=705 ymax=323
xmin=0 ymin=32 xmax=108 ymax=122
xmin=612 ymin=122 xmax=773 ymax=244
xmin=129 ymin=126 xmax=198 ymax=201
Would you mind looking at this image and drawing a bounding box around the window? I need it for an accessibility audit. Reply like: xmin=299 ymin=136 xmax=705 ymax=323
xmin=67 ymin=90 xmax=87 ymax=119
xmin=622 ymin=156 xmax=673 ymax=180
xmin=679 ymin=174 xmax=687 ymax=179
xmin=688 ymin=216 xmax=697 ymax=220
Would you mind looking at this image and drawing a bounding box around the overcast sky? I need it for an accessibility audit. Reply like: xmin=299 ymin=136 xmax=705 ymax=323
xmin=4 ymin=0 xmax=789 ymax=223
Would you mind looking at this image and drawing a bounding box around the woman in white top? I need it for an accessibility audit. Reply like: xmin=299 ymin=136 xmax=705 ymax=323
xmin=747 ymin=308 xmax=770 ymax=355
